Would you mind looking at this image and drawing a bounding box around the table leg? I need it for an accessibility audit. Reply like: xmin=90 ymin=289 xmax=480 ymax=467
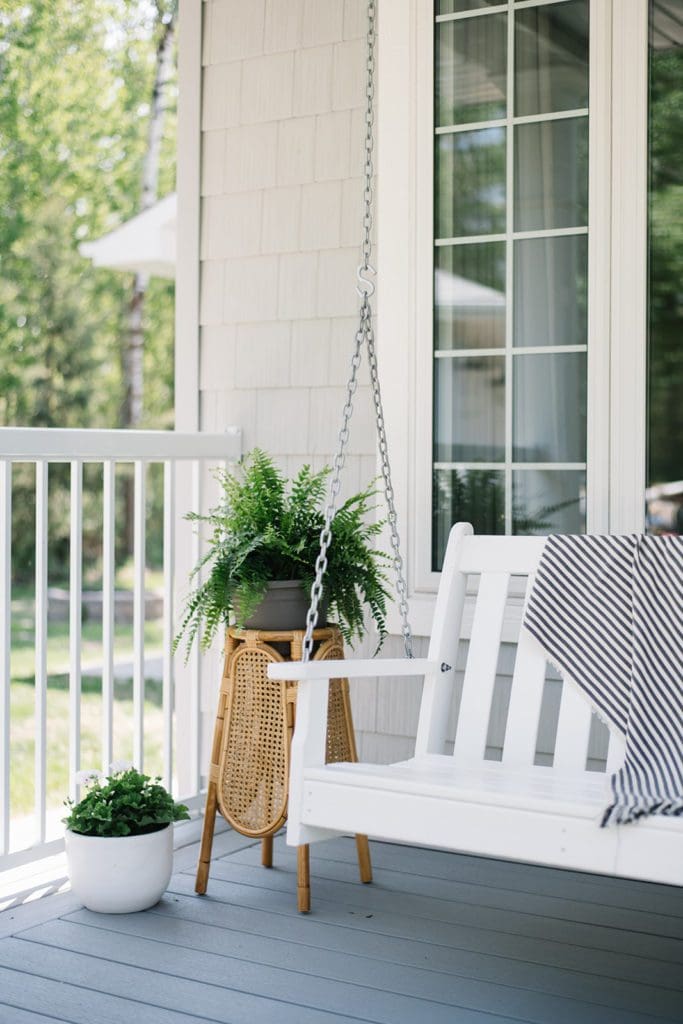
xmin=261 ymin=833 xmax=274 ymax=868
xmin=297 ymin=844 xmax=311 ymax=913
xmin=355 ymin=834 xmax=373 ymax=883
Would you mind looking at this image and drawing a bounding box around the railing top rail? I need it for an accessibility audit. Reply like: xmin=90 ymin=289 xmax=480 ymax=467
xmin=0 ymin=427 xmax=242 ymax=461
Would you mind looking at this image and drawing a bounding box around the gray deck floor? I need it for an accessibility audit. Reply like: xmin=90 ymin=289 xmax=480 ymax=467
xmin=0 ymin=828 xmax=682 ymax=1023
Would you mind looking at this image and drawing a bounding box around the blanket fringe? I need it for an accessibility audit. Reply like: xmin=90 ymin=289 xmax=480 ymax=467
xmin=601 ymin=798 xmax=683 ymax=828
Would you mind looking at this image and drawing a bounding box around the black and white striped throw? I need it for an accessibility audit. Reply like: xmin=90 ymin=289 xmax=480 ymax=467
xmin=523 ymin=534 xmax=683 ymax=827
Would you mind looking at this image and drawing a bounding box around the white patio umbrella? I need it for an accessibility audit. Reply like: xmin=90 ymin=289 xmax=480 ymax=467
xmin=79 ymin=192 xmax=177 ymax=279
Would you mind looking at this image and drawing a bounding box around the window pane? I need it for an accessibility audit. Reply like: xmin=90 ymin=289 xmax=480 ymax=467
xmin=435 ymin=242 xmax=506 ymax=350
xmin=515 ymin=0 xmax=589 ymax=117
xmin=514 ymin=235 xmax=587 ymax=347
xmin=514 ymin=118 xmax=588 ymax=231
xmin=646 ymin=1 xmax=683 ymax=535
xmin=513 ymin=352 xmax=587 ymax=463
xmin=436 ymin=15 xmax=507 ymax=127
xmin=435 ymin=128 xmax=506 ymax=238
xmin=513 ymin=470 xmax=586 ymax=535
xmin=436 ymin=1 xmax=502 ymax=13
xmin=433 ymin=469 xmax=505 ymax=570
xmin=435 ymin=356 xmax=505 ymax=461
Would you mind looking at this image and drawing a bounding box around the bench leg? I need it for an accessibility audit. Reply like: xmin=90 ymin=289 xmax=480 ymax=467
xmin=297 ymin=845 xmax=311 ymax=913
xmin=355 ymin=834 xmax=372 ymax=883
xmin=261 ymin=834 xmax=274 ymax=868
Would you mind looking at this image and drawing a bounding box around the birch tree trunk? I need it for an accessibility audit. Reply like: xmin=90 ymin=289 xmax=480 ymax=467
xmin=122 ymin=4 xmax=177 ymax=553
xmin=122 ymin=5 xmax=177 ymax=430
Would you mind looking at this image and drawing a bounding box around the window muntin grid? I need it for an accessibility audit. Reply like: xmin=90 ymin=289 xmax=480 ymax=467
xmin=432 ymin=0 xmax=589 ymax=569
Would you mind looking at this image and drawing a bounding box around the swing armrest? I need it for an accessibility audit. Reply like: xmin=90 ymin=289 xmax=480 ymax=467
xmin=268 ymin=658 xmax=443 ymax=682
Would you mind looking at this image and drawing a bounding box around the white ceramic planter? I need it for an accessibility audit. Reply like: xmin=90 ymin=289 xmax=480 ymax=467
xmin=65 ymin=824 xmax=173 ymax=913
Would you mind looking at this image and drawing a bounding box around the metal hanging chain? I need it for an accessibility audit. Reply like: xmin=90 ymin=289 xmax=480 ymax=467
xmin=364 ymin=317 xmax=413 ymax=657
xmin=302 ymin=0 xmax=413 ymax=662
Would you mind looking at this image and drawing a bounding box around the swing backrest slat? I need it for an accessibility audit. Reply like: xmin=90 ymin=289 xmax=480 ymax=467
xmin=419 ymin=526 xmax=609 ymax=777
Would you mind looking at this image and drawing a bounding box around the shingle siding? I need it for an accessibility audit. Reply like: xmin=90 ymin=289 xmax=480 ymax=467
xmin=197 ymin=2 xmax=607 ymax=770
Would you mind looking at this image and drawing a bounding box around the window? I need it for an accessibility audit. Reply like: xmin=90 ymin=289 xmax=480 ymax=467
xmin=378 ymin=1 xmax=661 ymax=630
xmin=432 ymin=0 xmax=590 ymax=569
xmin=646 ymin=0 xmax=683 ymax=535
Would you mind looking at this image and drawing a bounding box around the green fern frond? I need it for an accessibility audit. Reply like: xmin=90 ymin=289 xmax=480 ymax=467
xmin=175 ymin=450 xmax=392 ymax=660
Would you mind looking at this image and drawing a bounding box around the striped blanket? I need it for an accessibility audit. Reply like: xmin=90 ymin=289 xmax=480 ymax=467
xmin=523 ymin=534 xmax=683 ymax=826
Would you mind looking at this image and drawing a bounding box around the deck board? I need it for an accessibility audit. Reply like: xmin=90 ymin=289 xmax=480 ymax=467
xmin=268 ymin=837 xmax=683 ymax=918
xmin=219 ymin=844 xmax=683 ymax=937
xmin=57 ymin=896 xmax=683 ymax=1020
xmin=1 ymin=832 xmax=682 ymax=1024
xmin=168 ymin=867 xmax=683 ymax=976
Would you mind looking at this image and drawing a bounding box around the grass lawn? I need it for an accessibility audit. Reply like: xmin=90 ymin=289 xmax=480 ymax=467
xmin=9 ymin=577 xmax=167 ymax=822
xmin=10 ymin=675 xmax=166 ymax=823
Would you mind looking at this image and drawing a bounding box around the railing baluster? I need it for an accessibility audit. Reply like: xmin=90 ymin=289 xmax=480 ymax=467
xmin=34 ymin=461 xmax=48 ymax=843
xmin=133 ymin=460 xmax=146 ymax=771
xmin=189 ymin=459 xmax=201 ymax=796
xmin=0 ymin=460 xmax=11 ymax=855
xmin=162 ymin=460 xmax=175 ymax=792
xmin=101 ymin=461 xmax=115 ymax=773
xmin=69 ymin=461 xmax=83 ymax=801
xmin=0 ymin=428 xmax=241 ymax=872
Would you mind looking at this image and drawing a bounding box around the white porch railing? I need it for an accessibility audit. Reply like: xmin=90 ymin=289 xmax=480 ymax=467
xmin=0 ymin=427 xmax=241 ymax=872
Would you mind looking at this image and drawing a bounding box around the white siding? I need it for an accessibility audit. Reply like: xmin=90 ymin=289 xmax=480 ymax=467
xmin=199 ymin=0 xmax=389 ymax=753
xmin=196 ymin=0 xmax=600 ymax=768
xmin=200 ymin=0 xmax=370 ymax=484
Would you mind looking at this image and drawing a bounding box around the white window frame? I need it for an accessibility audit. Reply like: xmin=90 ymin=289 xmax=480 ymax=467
xmin=377 ymin=0 xmax=648 ymax=637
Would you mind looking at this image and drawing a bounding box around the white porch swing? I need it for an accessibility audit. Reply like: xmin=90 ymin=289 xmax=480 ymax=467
xmin=269 ymin=0 xmax=683 ymax=889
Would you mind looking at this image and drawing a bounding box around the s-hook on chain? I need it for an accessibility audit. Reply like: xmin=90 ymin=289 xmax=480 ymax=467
xmin=302 ymin=0 xmax=414 ymax=662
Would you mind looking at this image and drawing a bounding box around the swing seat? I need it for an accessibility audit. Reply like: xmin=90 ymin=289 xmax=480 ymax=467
xmin=269 ymin=523 xmax=683 ymax=887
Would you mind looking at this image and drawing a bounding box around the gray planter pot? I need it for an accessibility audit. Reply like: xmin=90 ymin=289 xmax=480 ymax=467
xmin=239 ymin=580 xmax=328 ymax=631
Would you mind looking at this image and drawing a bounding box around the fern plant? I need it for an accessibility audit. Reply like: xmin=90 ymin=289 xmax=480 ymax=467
xmin=174 ymin=449 xmax=391 ymax=657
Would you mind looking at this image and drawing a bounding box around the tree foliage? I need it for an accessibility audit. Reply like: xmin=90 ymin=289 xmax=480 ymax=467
xmin=0 ymin=0 xmax=176 ymax=430
xmin=648 ymin=46 xmax=683 ymax=488
xmin=0 ymin=1 xmax=177 ymax=577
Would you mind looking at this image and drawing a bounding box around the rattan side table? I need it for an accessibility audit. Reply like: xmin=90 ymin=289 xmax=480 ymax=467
xmin=195 ymin=626 xmax=372 ymax=912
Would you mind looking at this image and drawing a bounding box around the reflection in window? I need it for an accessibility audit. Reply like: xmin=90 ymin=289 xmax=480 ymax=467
xmin=515 ymin=0 xmax=589 ymax=117
xmin=646 ymin=1 xmax=683 ymax=535
xmin=433 ymin=469 xmax=505 ymax=569
xmin=436 ymin=14 xmax=507 ymax=127
xmin=435 ymin=243 xmax=505 ymax=350
xmin=513 ymin=352 xmax=587 ymax=464
xmin=514 ymin=235 xmax=587 ymax=348
xmin=436 ymin=0 xmax=501 ymax=13
xmin=435 ymin=128 xmax=506 ymax=238
xmin=512 ymin=470 xmax=586 ymax=535
xmin=514 ymin=118 xmax=589 ymax=231
xmin=434 ymin=356 xmax=505 ymax=462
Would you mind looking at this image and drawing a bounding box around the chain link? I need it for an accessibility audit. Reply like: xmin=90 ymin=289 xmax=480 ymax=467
xmin=364 ymin=313 xmax=413 ymax=657
xmin=302 ymin=326 xmax=364 ymax=660
xmin=360 ymin=0 xmax=375 ymax=274
xmin=302 ymin=0 xmax=413 ymax=662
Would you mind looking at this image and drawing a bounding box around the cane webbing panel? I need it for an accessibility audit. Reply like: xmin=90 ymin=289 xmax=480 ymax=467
xmin=216 ymin=628 xmax=358 ymax=839
xmin=316 ymin=638 xmax=354 ymax=765
xmin=217 ymin=643 xmax=289 ymax=837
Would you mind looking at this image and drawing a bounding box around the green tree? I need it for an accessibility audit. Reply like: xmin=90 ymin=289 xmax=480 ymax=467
xmin=648 ymin=47 xmax=683 ymax=489
xmin=0 ymin=1 xmax=177 ymax=577
xmin=0 ymin=0 xmax=176 ymax=430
